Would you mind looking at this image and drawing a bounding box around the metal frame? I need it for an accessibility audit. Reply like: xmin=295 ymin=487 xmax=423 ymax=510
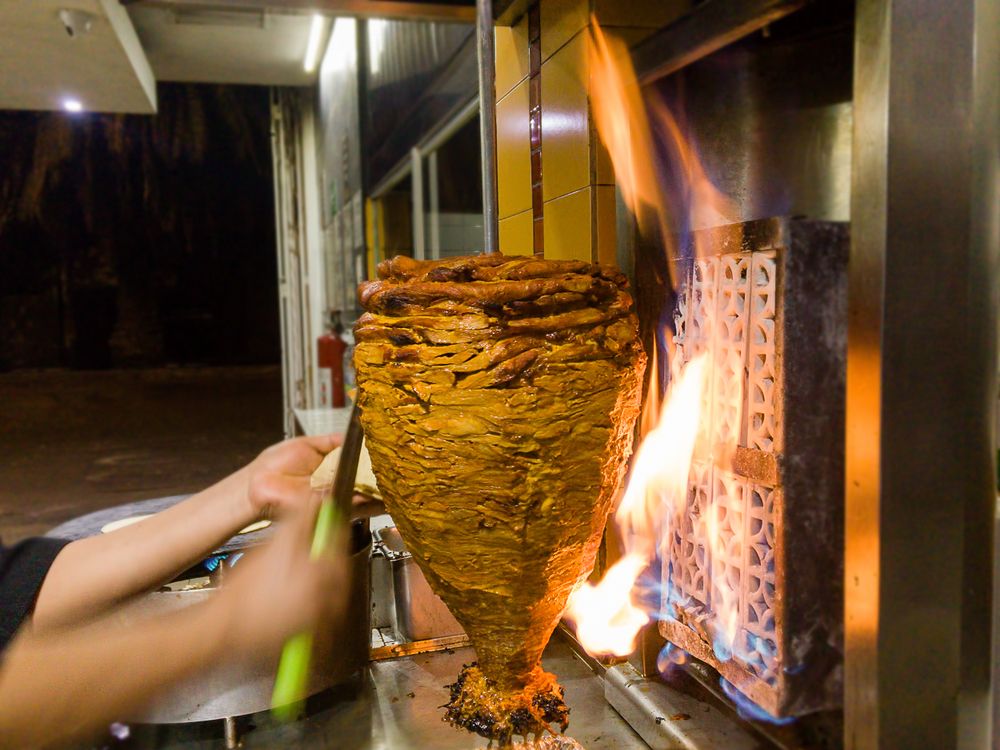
xmin=368 ymin=97 xmax=481 ymax=261
xmin=369 ymin=96 xmax=479 ymax=200
xmin=428 ymin=150 xmax=441 ymax=255
xmin=846 ymin=0 xmax=998 ymax=747
xmin=476 ymin=0 xmax=499 ymax=254
xmin=410 ymin=147 xmax=426 ymax=260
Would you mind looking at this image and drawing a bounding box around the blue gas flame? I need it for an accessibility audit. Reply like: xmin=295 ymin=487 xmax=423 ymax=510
xmin=719 ymin=678 xmax=795 ymax=726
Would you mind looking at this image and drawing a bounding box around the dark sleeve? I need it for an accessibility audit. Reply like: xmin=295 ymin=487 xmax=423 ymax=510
xmin=0 ymin=537 xmax=71 ymax=652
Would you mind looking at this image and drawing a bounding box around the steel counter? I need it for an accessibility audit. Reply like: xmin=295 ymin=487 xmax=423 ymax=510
xmin=227 ymin=637 xmax=649 ymax=749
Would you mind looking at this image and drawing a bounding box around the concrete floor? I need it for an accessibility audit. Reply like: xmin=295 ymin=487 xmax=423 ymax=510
xmin=0 ymin=366 xmax=283 ymax=543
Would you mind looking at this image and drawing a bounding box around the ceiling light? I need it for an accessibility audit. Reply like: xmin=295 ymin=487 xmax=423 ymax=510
xmin=62 ymin=98 xmax=83 ymax=113
xmin=303 ymin=14 xmax=326 ymax=73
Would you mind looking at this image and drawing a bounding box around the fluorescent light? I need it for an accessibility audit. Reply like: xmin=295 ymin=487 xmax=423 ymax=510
xmin=63 ymin=98 xmax=83 ymax=113
xmin=303 ymin=14 xmax=326 ymax=73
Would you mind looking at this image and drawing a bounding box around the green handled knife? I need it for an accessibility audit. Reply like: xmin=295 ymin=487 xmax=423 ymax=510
xmin=271 ymin=403 xmax=364 ymax=721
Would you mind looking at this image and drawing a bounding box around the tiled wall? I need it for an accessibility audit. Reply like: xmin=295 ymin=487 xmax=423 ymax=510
xmin=494 ymin=0 xmax=689 ymax=263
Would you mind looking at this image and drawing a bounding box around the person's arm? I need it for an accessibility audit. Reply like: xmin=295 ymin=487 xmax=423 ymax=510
xmin=0 ymin=591 xmax=228 ymax=748
xmin=33 ymin=435 xmax=342 ymax=631
xmin=0 ymin=497 xmax=347 ymax=750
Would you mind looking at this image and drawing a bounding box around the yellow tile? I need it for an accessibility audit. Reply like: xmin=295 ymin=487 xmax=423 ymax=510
xmin=541 ymin=34 xmax=590 ymax=202
xmin=595 ymin=185 xmax=617 ymax=265
xmin=496 ymin=79 xmax=532 ymax=219
xmin=544 ymin=187 xmax=593 ymax=262
xmin=540 ymin=0 xmax=588 ymax=62
xmin=495 ymin=14 xmax=529 ymax=101
xmin=499 ymin=209 xmax=534 ymax=256
xmin=593 ymin=120 xmax=615 ymax=186
xmin=593 ymin=0 xmax=690 ymax=28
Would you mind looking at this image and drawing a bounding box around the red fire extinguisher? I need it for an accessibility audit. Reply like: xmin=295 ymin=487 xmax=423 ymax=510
xmin=317 ymin=311 xmax=347 ymax=408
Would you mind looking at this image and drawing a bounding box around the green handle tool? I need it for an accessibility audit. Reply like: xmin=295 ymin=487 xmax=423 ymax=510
xmin=271 ymin=403 xmax=364 ymax=721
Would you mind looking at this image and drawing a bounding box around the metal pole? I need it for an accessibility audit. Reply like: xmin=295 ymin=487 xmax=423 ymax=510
xmin=411 ymin=147 xmax=426 ymax=260
xmin=845 ymin=0 xmax=998 ymax=748
xmin=476 ymin=0 xmax=499 ymax=254
xmin=428 ymin=149 xmax=441 ymax=258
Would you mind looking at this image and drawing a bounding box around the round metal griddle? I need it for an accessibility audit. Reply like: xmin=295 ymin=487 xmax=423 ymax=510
xmin=45 ymin=495 xmax=275 ymax=553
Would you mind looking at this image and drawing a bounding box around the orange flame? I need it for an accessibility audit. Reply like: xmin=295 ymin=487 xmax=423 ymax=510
xmin=565 ymin=20 xmax=743 ymax=661
xmin=587 ymin=19 xmax=669 ymax=247
xmin=564 ymin=354 xmax=707 ymax=655
xmin=587 ymin=19 xmax=739 ymax=270
xmin=564 ymin=552 xmax=649 ymax=657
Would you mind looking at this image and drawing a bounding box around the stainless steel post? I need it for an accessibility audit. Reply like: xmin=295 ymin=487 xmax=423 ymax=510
xmin=411 ymin=147 xmax=425 ymax=260
xmin=846 ymin=0 xmax=999 ymax=748
xmin=223 ymin=716 xmax=238 ymax=749
xmin=476 ymin=0 xmax=499 ymax=254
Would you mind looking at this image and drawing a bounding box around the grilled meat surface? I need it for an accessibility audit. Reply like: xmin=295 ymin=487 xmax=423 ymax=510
xmin=354 ymin=253 xmax=645 ymax=739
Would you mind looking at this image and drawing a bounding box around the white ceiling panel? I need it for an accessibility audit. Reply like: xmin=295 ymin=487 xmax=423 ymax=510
xmin=0 ymin=0 xmax=156 ymax=113
xmin=127 ymin=5 xmax=319 ymax=86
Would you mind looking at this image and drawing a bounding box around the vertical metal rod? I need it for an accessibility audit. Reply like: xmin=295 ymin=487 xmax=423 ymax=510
xmin=846 ymin=0 xmax=998 ymax=748
xmin=411 ymin=147 xmax=425 ymax=260
xmin=428 ymin=149 xmax=441 ymax=258
xmin=476 ymin=0 xmax=499 ymax=254
xmin=223 ymin=716 xmax=238 ymax=749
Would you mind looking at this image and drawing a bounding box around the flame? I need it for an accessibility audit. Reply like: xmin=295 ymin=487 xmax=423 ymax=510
xmin=564 ymin=552 xmax=649 ymax=656
xmin=567 ymin=16 xmax=794 ymax=727
xmin=564 ymin=356 xmax=708 ymax=655
xmin=587 ymin=19 xmax=669 ymax=246
xmin=616 ymin=354 xmax=708 ymax=560
xmin=566 ymin=17 xmax=736 ymax=659
xmin=566 ymin=18 xmax=781 ymax=722
xmin=587 ymin=19 xmax=739 ymax=274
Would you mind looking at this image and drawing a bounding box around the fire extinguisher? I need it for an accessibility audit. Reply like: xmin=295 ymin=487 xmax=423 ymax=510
xmin=317 ymin=311 xmax=347 ymax=408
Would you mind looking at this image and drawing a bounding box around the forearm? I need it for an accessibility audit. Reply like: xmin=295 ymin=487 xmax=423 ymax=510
xmin=34 ymin=467 xmax=257 ymax=630
xmin=0 ymin=599 xmax=229 ymax=749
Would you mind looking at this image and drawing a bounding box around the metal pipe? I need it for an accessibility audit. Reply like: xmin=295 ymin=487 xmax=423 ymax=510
xmin=428 ymin=150 xmax=440 ymax=257
xmin=845 ymin=0 xmax=998 ymax=747
xmin=411 ymin=147 xmax=425 ymax=260
xmin=223 ymin=716 xmax=238 ymax=749
xmin=476 ymin=0 xmax=499 ymax=254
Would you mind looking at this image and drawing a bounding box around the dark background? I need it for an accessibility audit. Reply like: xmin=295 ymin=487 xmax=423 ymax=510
xmin=0 ymin=83 xmax=280 ymax=371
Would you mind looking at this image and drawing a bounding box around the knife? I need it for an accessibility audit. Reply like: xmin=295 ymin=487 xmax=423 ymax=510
xmin=271 ymin=402 xmax=364 ymax=720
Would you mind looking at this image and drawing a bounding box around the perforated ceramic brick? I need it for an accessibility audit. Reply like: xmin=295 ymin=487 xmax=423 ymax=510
xmin=658 ymin=218 xmax=847 ymax=717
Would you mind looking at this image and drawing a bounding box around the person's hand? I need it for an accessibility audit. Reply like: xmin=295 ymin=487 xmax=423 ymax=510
xmin=214 ymin=492 xmax=349 ymax=658
xmin=245 ymin=436 xmax=342 ymax=520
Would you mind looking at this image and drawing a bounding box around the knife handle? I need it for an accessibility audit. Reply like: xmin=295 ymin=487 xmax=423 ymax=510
xmin=270 ymin=501 xmax=343 ymax=720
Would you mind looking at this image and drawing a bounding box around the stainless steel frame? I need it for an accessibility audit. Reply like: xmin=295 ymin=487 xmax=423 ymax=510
xmin=410 ymin=147 xmax=425 ymax=260
xmin=846 ymin=1 xmax=998 ymax=748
